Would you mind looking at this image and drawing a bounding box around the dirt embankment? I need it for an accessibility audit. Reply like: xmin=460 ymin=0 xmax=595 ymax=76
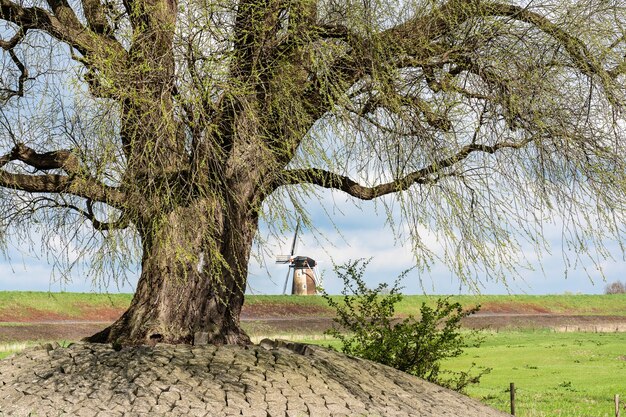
xmin=2 ymin=298 xmax=626 ymax=343
xmin=478 ymin=301 xmax=552 ymax=315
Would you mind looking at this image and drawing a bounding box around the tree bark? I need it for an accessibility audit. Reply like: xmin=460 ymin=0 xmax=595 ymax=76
xmin=86 ymin=199 xmax=256 ymax=346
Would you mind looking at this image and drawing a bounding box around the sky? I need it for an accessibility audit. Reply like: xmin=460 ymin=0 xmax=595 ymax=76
xmin=0 ymin=187 xmax=624 ymax=295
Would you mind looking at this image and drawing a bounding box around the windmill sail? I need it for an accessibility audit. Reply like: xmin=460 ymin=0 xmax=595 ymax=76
xmin=278 ymin=220 xmax=300 ymax=294
xmin=276 ymin=220 xmax=299 ymax=264
xmin=275 ymin=219 xmax=318 ymax=295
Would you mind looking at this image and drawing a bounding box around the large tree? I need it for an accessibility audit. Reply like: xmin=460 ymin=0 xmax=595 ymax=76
xmin=0 ymin=0 xmax=625 ymax=345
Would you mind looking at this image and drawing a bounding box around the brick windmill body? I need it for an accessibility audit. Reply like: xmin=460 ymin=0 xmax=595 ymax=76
xmin=276 ymin=221 xmax=319 ymax=295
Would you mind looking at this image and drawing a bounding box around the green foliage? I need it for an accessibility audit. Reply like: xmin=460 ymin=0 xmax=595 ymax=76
xmin=322 ymin=259 xmax=489 ymax=392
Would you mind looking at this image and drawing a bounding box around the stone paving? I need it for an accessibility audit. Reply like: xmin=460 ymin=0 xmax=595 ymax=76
xmin=0 ymin=339 xmax=511 ymax=416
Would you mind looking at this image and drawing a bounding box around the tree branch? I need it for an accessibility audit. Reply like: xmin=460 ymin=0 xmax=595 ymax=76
xmin=0 ymin=143 xmax=126 ymax=208
xmin=0 ymin=47 xmax=28 ymax=103
xmin=81 ymin=0 xmax=113 ymax=35
xmin=0 ymin=29 xmax=28 ymax=102
xmin=1 ymin=142 xmax=84 ymax=174
xmin=277 ymin=137 xmax=534 ymax=200
xmin=0 ymin=0 xmax=126 ymax=62
xmin=1 ymin=0 xmax=85 ymax=54
xmin=45 ymin=0 xmax=83 ymax=31
xmin=384 ymin=1 xmax=619 ymax=97
xmin=85 ymin=198 xmax=129 ymax=230
xmin=31 ymin=196 xmax=130 ymax=231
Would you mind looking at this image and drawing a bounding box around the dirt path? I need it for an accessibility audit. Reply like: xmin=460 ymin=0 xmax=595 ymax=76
xmin=2 ymin=313 xmax=626 ymax=343
xmin=2 ymin=300 xmax=626 ymax=342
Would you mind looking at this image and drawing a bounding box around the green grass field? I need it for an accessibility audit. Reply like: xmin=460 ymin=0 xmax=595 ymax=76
xmin=0 ymin=291 xmax=132 ymax=319
xmin=247 ymin=293 xmax=626 ymax=316
xmin=444 ymin=331 xmax=626 ymax=417
xmin=1 ymin=291 xmax=626 ymax=318
xmin=303 ymin=331 xmax=626 ymax=417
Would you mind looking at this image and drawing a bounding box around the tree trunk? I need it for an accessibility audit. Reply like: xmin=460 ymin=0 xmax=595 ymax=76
xmin=86 ymin=199 xmax=256 ymax=346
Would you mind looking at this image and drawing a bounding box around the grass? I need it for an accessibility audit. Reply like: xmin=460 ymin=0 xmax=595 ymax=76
xmin=393 ymin=294 xmax=626 ymax=317
xmin=245 ymin=294 xmax=626 ymax=316
xmin=1 ymin=292 xmax=626 ymax=319
xmin=439 ymin=331 xmax=626 ymax=417
xmin=0 ymin=291 xmax=132 ymax=319
xmin=250 ymin=294 xmax=626 ymax=316
xmin=301 ymin=330 xmax=626 ymax=417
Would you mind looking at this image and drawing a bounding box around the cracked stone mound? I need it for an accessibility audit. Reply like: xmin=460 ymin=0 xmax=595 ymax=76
xmin=0 ymin=340 xmax=510 ymax=416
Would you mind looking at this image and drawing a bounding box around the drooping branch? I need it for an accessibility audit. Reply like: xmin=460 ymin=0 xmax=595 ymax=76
xmin=349 ymin=92 xmax=453 ymax=132
xmin=277 ymin=137 xmax=535 ymax=200
xmin=383 ymin=1 xmax=621 ymax=95
xmin=0 ymin=143 xmax=126 ymax=208
xmin=28 ymin=196 xmax=130 ymax=231
xmin=479 ymin=2 xmax=621 ymax=97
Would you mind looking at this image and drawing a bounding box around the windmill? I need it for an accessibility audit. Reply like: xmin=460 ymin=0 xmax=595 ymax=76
xmin=276 ymin=220 xmax=319 ymax=295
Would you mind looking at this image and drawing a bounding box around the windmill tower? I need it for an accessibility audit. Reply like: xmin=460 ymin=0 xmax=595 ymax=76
xmin=276 ymin=221 xmax=319 ymax=295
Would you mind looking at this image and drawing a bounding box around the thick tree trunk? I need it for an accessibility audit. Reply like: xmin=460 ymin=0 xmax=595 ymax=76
xmin=86 ymin=200 xmax=257 ymax=346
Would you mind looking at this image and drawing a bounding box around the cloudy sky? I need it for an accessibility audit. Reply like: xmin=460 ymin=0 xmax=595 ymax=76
xmin=0 ymin=186 xmax=623 ymax=295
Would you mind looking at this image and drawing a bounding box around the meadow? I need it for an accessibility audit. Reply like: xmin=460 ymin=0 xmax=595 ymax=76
xmin=296 ymin=331 xmax=626 ymax=417
xmin=2 ymin=291 xmax=626 ymax=318
xmin=445 ymin=331 xmax=626 ymax=417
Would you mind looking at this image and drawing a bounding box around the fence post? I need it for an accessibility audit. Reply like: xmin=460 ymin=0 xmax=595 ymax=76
xmin=616 ymin=394 xmax=620 ymax=417
xmin=510 ymin=383 xmax=516 ymax=416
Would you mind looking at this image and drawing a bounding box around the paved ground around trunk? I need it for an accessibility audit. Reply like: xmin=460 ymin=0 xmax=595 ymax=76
xmin=0 ymin=340 xmax=511 ymax=417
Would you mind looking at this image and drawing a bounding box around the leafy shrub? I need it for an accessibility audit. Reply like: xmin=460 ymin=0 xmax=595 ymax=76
xmin=322 ymin=259 xmax=489 ymax=393
xmin=605 ymin=281 xmax=626 ymax=294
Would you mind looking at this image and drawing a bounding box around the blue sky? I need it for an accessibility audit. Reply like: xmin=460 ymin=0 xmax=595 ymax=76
xmin=0 ymin=188 xmax=623 ymax=295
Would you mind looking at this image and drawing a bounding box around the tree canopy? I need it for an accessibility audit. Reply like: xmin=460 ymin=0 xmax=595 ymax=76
xmin=0 ymin=0 xmax=625 ymax=344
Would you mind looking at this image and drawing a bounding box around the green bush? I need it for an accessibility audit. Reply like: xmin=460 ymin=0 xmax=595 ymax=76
xmin=322 ymin=259 xmax=489 ymax=393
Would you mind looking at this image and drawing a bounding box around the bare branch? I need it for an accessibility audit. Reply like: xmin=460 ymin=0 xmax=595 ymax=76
xmin=0 ymin=27 xmax=24 ymax=49
xmin=277 ymin=137 xmax=535 ymax=200
xmin=1 ymin=48 xmax=27 ymax=101
xmin=1 ymin=0 xmax=85 ymax=53
xmin=31 ymin=196 xmax=130 ymax=231
xmin=85 ymin=199 xmax=129 ymax=230
xmin=0 ymin=28 xmax=27 ymax=102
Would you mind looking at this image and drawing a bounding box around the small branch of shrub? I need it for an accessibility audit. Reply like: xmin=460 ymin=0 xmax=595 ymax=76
xmin=321 ymin=259 xmax=490 ymax=393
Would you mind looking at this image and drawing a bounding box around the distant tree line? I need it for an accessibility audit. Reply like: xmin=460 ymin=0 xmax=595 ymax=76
xmin=605 ymin=281 xmax=626 ymax=294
